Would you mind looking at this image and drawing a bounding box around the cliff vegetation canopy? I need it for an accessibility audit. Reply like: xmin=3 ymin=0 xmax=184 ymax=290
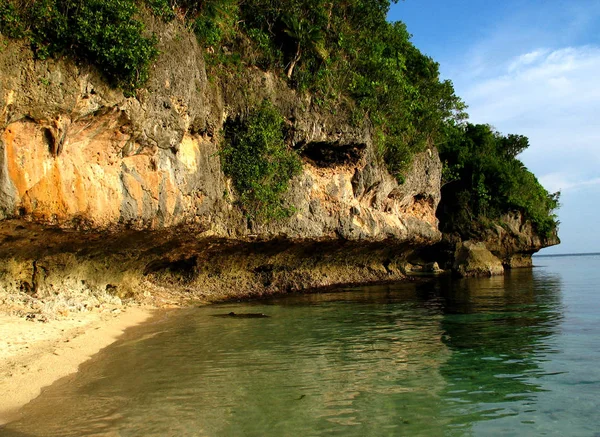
xmin=0 ymin=0 xmax=158 ymax=91
xmin=439 ymin=123 xmax=560 ymax=238
xmin=0 ymin=0 xmax=559 ymax=235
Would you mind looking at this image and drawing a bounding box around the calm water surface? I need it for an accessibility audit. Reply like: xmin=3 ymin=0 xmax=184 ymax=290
xmin=2 ymin=254 xmax=599 ymax=436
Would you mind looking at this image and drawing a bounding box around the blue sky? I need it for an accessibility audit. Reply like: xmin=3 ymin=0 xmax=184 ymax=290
xmin=388 ymin=0 xmax=600 ymax=254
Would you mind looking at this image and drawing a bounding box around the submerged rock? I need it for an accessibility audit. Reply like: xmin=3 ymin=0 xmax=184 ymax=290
xmin=213 ymin=312 xmax=270 ymax=318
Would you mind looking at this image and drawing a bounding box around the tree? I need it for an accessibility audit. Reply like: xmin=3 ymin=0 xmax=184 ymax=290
xmin=438 ymin=123 xmax=559 ymax=237
xmin=282 ymin=14 xmax=327 ymax=79
xmin=498 ymin=133 xmax=529 ymax=158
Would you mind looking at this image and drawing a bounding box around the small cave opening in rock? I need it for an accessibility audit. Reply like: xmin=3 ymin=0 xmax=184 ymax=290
xmin=298 ymin=141 xmax=366 ymax=167
xmin=143 ymin=256 xmax=198 ymax=283
xmin=413 ymin=193 xmax=434 ymax=206
xmin=436 ymin=181 xmax=473 ymax=236
xmin=43 ymin=128 xmax=56 ymax=156
xmin=408 ymin=193 xmax=435 ymax=213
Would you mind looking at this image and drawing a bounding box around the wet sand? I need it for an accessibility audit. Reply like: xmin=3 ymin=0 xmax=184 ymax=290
xmin=0 ymin=306 xmax=153 ymax=425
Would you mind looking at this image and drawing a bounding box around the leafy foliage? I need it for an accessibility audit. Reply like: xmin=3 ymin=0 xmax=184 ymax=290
xmin=0 ymin=0 xmax=25 ymax=38
xmin=152 ymin=0 xmax=239 ymax=49
xmin=221 ymin=100 xmax=302 ymax=221
xmin=438 ymin=123 xmax=560 ymax=238
xmin=191 ymin=0 xmax=238 ymax=48
xmin=282 ymin=14 xmax=327 ymax=78
xmin=1 ymin=0 xmax=159 ymax=92
xmin=145 ymin=0 xmax=175 ymax=21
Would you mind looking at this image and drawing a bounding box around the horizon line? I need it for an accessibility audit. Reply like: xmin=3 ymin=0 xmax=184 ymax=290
xmin=534 ymin=252 xmax=600 ymax=257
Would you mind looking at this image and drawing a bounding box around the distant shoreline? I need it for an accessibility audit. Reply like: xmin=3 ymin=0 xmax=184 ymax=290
xmin=534 ymin=252 xmax=600 ymax=258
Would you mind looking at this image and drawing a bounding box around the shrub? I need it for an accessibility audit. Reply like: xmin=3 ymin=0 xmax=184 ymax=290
xmin=1 ymin=0 xmax=158 ymax=92
xmin=145 ymin=0 xmax=175 ymax=21
xmin=221 ymin=100 xmax=302 ymax=221
xmin=193 ymin=15 xmax=223 ymax=47
xmin=32 ymin=0 xmax=159 ymax=91
xmin=246 ymin=27 xmax=283 ymax=69
xmin=188 ymin=0 xmax=239 ymax=48
xmin=0 ymin=0 xmax=24 ymax=38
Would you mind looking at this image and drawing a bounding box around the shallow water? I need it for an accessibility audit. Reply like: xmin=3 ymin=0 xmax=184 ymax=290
xmin=2 ymin=254 xmax=599 ymax=436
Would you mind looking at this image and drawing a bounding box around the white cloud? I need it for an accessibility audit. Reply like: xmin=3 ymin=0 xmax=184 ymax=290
xmin=507 ymin=49 xmax=551 ymax=73
xmin=455 ymin=45 xmax=600 ymax=185
xmin=539 ymin=173 xmax=600 ymax=194
xmin=464 ymin=46 xmax=600 ymax=121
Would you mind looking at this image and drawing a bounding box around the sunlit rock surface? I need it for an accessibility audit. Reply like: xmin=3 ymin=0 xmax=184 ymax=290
xmin=0 ymin=21 xmax=443 ymax=301
xmin=0 ymin=16 xmax=553 ymax=300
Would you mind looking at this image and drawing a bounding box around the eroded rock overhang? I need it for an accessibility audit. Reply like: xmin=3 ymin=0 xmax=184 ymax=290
xmin=0 ymin=220 xmax=438 ymax=303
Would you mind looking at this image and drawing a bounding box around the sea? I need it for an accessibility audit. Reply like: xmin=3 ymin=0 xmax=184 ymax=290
xmin=2 ymin=253 xmax=599 ymax=436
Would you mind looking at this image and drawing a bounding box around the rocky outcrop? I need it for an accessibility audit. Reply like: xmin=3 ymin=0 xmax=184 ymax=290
xmin=417 ymin=210 xmax=560 ymax=276
xmin=453 ymin=241 xmax=504 ymax=277
xmin=0 ymin=221 xmax=426 ymax=303
xmin=0 ymin=19 xmax=443 ymax=302
xmin=478 ymin=212 xmax=560 ymax=268
xmin=0 ymin=11 xmax=559 ymax=299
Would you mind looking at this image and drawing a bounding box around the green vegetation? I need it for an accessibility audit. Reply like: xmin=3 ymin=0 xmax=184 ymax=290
xmin=0 ymin=0 xmax=158 ymax=92
xmin=221 ymin=100 xmax=302 ymax=221
xmin=0 ymin=0 xmax=24 ymax=38
xmin=438 ymin=123 xmax=560 ymax=238
xmin=145 ymin=0 xmax=175 ymax=21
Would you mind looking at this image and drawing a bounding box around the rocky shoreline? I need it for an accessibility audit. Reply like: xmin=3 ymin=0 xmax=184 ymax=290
xmin=0 ymin=14 xmax=556 ymax=303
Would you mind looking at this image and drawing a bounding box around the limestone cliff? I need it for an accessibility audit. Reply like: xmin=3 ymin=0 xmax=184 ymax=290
xmin=417 ymin=211 xmax=560 ymax=277
xmin=473 ymin=212 xmax=560 ymax=268
xmin=0 ymin=12 xmax=559 ymax=302
xmin=0 ymin=18 xmax=443 ymax=302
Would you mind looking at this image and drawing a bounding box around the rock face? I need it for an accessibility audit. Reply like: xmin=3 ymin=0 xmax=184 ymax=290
xmin=416 ymin=210 xmax=560 ymax=277
xmin=0 ymin=18 xmax=441 ymax=239
xmin=479 ymin=212 xmax=560 ymax=268
xmin=0 ymin=20 xmax=443 ymax=302
xmin=453 ymin=241 xmax=505 ymax=277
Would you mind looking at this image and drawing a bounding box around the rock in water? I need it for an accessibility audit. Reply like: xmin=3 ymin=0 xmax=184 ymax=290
xmin=453 ymin=241 xmax=504 ymax=277
xmin=212 ymin=312 xmax=270 ymax=318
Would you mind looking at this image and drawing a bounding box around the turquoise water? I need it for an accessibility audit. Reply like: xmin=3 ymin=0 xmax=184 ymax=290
xmin=2 ymin=254 xmax=600 ymax=436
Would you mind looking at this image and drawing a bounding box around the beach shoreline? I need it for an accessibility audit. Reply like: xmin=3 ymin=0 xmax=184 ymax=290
xmin=0 ymin=305 xmax=154 ymax=426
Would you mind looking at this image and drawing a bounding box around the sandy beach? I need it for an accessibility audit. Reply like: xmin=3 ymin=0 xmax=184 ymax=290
xmin=0 ymin=303 xmax=153 ymax=425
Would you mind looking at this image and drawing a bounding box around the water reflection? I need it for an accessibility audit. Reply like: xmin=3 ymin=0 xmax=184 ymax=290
xmin=2 ymin=284 xmax=452 ymax=436
xmin=4 ymin=263 xmax=591 ymax=437
xmin=429 ymin=270 xmax=565 ymax=434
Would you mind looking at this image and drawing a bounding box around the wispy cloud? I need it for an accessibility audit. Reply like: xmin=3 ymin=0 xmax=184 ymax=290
xmin=443 ymin=0 xmax=600 ymax=82
xmin=464 ymin=46 xmax=600 ymax=123
xmin=539 ymin=173 xmax=600 ymax=194
xmin=455 ymin=45 xmax=600 ymax=188
xmin=507 ymin=49 xmax=551 ymax=73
